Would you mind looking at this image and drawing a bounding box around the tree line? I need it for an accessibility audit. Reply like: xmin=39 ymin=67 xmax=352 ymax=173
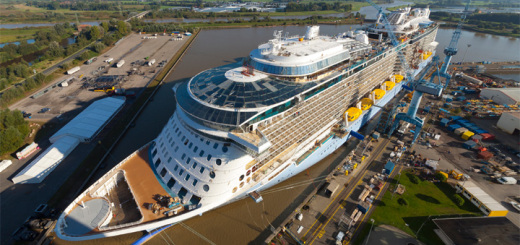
xmin=285 ymin=2 xmax=352 ymax=12
xmin=0 ymin=109 xmax=30 ymax=156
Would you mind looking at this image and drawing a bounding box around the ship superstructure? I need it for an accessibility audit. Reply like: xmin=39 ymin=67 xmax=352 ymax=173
xmin=56 ymin=8 xmax=438 ymax=240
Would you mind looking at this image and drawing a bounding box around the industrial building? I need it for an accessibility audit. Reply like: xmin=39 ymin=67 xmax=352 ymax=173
xmin=454 ymin=180 xmax=508 ymax=217
xmin=433 ymin=217 xmax=520 ymax=245
xmin=497 ymin=111 xmax=520 ymax=135
xmin=12 ymin=97 xmax=125 ymax=184
xmin=480 ymin=88 xmax=520 ymax=106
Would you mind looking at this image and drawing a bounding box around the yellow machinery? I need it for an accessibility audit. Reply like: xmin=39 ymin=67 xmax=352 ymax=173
xmin=392 ymin=74 xmax=404 ymax=83
xmin=422 ymin=51 xmax=432 ymax=60
xmin=361 ymin=98 xmax=373 ymax=110
xmin=384 ymin=81 xmax=395 ymax=90
xmin=437 ymin=171 xmax=449 ymax=180
xmin=373 ymin=89 xmax=386 ymax=100
xmin=449 ymin=170 xmax=464 ymax=180
xmin=344 ymin=107 xmax=362 ymax=122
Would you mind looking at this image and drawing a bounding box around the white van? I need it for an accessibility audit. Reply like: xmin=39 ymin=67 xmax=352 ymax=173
xmin=497 ymin=177 xmax=517 ymax=185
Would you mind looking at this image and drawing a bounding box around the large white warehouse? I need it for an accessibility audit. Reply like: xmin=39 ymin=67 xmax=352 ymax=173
xmin=497 ymin=112 xmax=520 ymax=135
xmin=480 ymin=88 xmax=520 ymax=106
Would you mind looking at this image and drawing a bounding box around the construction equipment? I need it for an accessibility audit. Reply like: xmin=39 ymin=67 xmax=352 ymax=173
xmin=386 ymin=0 xmax=471 ymax=144
xmin=449 ymin=170 xmax=464 ymax=180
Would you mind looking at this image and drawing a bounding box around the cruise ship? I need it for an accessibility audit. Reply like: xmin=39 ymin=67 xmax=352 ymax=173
xmin=56 ymin=7 xmax=438 ymax=241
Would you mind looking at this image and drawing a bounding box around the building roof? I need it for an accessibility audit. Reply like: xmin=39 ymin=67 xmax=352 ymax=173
xmin=433 ymin=217 xmax=520 ymax=245
xmin=505 ymin=111 xmax=520 ymax=120
xmin=50 ymin=97 xmax=125 ymax=143
xmin=12 ymin=136 xmax=80 ymax=184
xmin=457 ymin=180 xmax=506 ymax=212
xmin=482 ymin=88 xmax=520 ymax=103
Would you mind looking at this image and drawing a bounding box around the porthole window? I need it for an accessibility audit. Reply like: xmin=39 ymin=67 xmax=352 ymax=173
xmin=181 ymin=153 xmax=186 ymax=160
xmin=246 ymin=177 xmax=251 ymax=183
xmin=185 ymin=174 xmax=190 ymax=181
xmin=194 ymin=146 xmax=198 ymax=153
xmin=246 ymin=170 xmax=251 ymax=176
xmin=239 ymin=175 xmax=244 ymax=181
xmin=174 ymin=164 xmax=179 ymax=171
xmin=186 ymin=157 xmax=191 ymax=164
xmin=193 ymin=179 xmax=198 ymax=186
xmin=209 ymin=171 xmax=216 ymax=179
xmin=239 ymin=182 xmax=244 ymax=188
xmin=200 ymin=166 xmax=205 ymax=174
xmin=213 ymin=143 xmax=219 ymax=149
xmin=167 ymin=178 xmax=176 ymax=188
xmin=167 ymin=157 xmax=172 ymax=163
xmin=154 ymin=158 xmax=161 ymax=168
xmin=222 ymin=146 xmax=229 ymax=153
xmin=232 ymin=187 xmax=238 ymax=193
xmin=179 ymin=169 xmax=184 ymax=176
xmin=216 ymin=159 xmax=222 ymax=166
xmin=252 ymin=166 xmax=258 ymax=172
xmin=203 ymin=184 xmax=210 ymax=192
xmin=199 ymin=150 xmax=204 ymax=157
xmin=207 ymin=154 xmax=212 ymax=161
xmin=192 ymin=162 xmax=197 ymax=169
xmin=181 ymin=136 xmax=185 ymax=142
xmin=188 ymin=142 xmax=193 ymax=149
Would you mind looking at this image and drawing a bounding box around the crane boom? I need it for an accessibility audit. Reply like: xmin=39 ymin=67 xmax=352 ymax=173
xmin=441 ymin=0 xmax=471 ymax=74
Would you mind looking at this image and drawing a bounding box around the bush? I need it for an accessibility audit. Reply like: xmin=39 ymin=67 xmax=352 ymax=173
xmin=0 ymin=109 xmax=29 ymax=155
xmin=435 ymin=172 xmax=447 ymax=182
xmin=398 ymin=198 xmax=408 ymax=206
xmin=409 ymin=174 xmax=420 ymax=184
xmin=452 ymin=194 xmax=465 ymax=206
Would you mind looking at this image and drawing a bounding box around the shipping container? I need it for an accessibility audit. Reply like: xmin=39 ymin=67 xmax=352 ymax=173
xmin=478 ymin=151 xmax=493 ymax=160
xmin=357 ymin=201 xmax=371 ymax=214
xmin=454 ymin=127 xmax=468 ymax=135
xmin=448 ymin=124 xmax=462 ymax=131
xmin=440 ymin=118 xmax=450 ymax=127
xmin=463 ymin=140 xmax=477 ymax=150
xmin=461 ymin=131 xmax=475 ymax=140
xmin=384 ymin=161 xmax=395 ymax=175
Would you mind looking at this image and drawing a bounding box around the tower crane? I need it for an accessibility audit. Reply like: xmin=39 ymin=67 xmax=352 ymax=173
xmin=387 ymin=0 xmax=471 ymax=144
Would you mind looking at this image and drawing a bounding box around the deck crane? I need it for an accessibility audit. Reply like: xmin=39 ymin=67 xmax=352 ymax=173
xmin=385 ymin=0 xmax=472 ymax=145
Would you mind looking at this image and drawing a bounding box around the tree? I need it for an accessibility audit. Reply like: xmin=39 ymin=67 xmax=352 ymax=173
xmin=101 ymin=22 xmax=110 ymax=32
xmin=435 ymin=172 xmax=447 ymax=182
xmin=90 ymin=26 xmax=101 ymax=40
xmin=92 ymin=43 xmax=106 ymax=53
xmin=452 ymin=194 xmax=465 ymax=206
xmin=117 ymin=20 xmax=128 ymax=35
xmin=0 ymin=109 xmax=29 ymax=155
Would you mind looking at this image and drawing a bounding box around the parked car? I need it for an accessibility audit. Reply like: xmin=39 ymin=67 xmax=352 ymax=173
xmin=39 ymin=108 xmax=51 ymax=113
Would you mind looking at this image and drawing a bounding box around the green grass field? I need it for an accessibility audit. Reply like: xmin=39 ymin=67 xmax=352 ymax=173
xmin=354 ymin=170 xmax=481 ymax=245
xmin=0 ymin=27 xmax=47 ymax=43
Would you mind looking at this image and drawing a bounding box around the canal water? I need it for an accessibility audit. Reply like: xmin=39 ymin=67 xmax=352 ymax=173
xmin=55 ymin=25 xmax=519 ymax=245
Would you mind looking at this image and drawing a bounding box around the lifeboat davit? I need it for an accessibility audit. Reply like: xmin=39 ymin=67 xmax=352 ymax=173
xmin=344 ymin=107 xmax=362 ymax=122
xmin=384 ymin=81 xmax=395 ymax=91
xmin=373 ymin=89 xmax=386 ymax=100
xmin=392 ymin=74 xmax=404 ymax=83
xmin=361 ymin=98 xmax=373 ymax=110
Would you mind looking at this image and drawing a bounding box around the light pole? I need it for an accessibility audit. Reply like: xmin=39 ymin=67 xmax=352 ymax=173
xmin=461 ymin=44 xmax=471 ymax=64
xmin=364 ymin=219 xmax=375 ymax=245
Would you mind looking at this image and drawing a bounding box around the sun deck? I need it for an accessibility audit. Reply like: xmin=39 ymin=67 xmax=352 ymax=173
xmin=62 ymin=145 xmax=182 ymax=236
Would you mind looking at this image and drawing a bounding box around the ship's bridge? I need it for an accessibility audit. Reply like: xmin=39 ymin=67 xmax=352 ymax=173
xmin=178 ymin=63 xmax=317 ymax=130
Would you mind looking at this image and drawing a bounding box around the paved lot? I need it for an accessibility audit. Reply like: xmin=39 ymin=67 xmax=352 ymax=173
xmin=0 ymin=34 xmax=188 ymax=244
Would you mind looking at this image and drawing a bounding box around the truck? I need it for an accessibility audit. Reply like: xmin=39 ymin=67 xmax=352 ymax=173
xmin=16 ymin=142 xmax=39 ymax=160
xmin=66 ymin=66 xmax=80 ymax=75
xmin=497 ymin=177 xmax=517 ymax=185
xmin=116 ymin=60 xmax=125 ymax=68
xmin=147 ymin=59 xmax=156 ymax=66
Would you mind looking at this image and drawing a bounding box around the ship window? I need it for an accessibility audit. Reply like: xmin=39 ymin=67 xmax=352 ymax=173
xmin=192 ymin=179 xmax=198 ymax=186
xmin=193 ymin=146 xmax=198 ymax=153
xmin=206 ymin=140 xmax=210 ymax=145
xmin=185 ymin=174 xmax=191 ymax=181
xmin=247 ymin=177 xmax=250 ymax=183
xmin=216 ymin=159 xmax=222 ymax=166
xmin=174 ymin=164 xmax=179 ymax=171
xmin=179 ymin=169 xmax=184 ymax=176
xmin=174 ymin=146 xmax=179 ymax=152
xmin=184 ymin=140 xmax=189 ymax=145
xmin=154 ymin=158 xmax=161 ymax=168
xmin=177 ymin=131 xmax=181 ymax=137
xmin=246 ymin=170 xmax=251 ymax=176
xmin=239 ymin=175 xmax=244 ymax=181
xmin=181 ymin=153 xmax=186 ymax=160
xmin=190 ymin=195 xmax=201 ymax=205
xmin=152 ymin=149 xmax=158 ymax=157
xmin=167 ymin=157 xmax=172 ymax=163
xmin=199 ymin=150 xmax=204 ymax=157
xmin=203 ymin=184 xmax=210 ymax=192
xmin=189 ymin=142 xmax=193 ymax=149
xmin=222 ymin=146 xmax=229 ymax=153
xmin=232 ymin=187 xmax=237 ymax=193
xmin=175 ymin=128 xmax=179 ymax=133
xmin=160 ymin=168 xmax=167 ymax=177
xmin=186 ymin=157 xmax=191 ymax=165
xmin=178 ymin=187 xmax=188 ymax=199
xmin=209 ymin=171 xmax=216 ymax=179
xmin=168 ymin=137 xmax=173 ymax=144
xmin=160 ymin=142 xmax=164 ymax=149
xmin=167 ymin=178 xmax=176 ymax=188
xmin=200 ymin=166 xmax=205 ymax=174
xmin=181 ymin=136 xmax=186 ymax=142
xmin=192 ymin=161 xmax=197 ymax=169
xmin=207 ymin=154 xmax=212 ymax=161
xmin=239 ymin=182 xmax=244 ymax=188
xmin=213 ymin=143 xmax=219 ymax=149
xmin=171 ymin=141 xmax=175 ymax=147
